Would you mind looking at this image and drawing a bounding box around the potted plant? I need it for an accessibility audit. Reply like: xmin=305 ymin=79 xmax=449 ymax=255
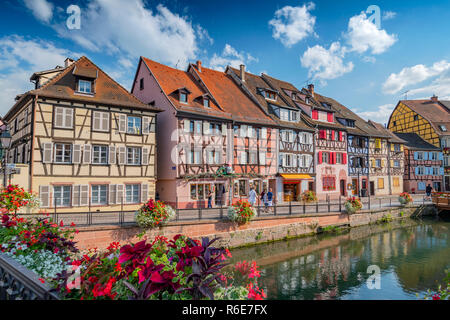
xmin=135 ymin=199 xmax=175 ymax=229
xmin=299 ymin=190 xmax=317 ymax=203
xmin=344 ymin=197 xmax=363 ymax=214
xmin=228 ymin=200 xmax=256 ymax=225
xmin=398 ymin=192 xmax=413 ymax=206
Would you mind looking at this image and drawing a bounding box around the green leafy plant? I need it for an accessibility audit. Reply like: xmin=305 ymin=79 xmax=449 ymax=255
xmin=344 ymin=197 xmax=363 ymax=214
xmin=423 ymin=270 xmax=449 ymax=300
xmin=300 ymin=190 xmax=317 ymax=203
xmin=135 ymin=199 xmax=175 ymax=229
xmin=227 ymin=200 xmax=256 ymax=225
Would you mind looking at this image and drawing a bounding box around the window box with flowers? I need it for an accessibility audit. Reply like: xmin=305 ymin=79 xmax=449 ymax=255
xmin=398 ymin=192 xmax=413 ymax=206
xmin=344 ymin=197 xmax=363 ymax=214
xmin=227 ymin=200 xmax=257 ymax=225
xmin=135 ymin=199 xmax=175 ymax=229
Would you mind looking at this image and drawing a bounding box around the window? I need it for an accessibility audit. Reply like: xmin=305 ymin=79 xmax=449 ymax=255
xmin=280 ymin=108 xmax=289 ymax=121
xmin=336 ymin=152 xmax=343 ymax=164
xmin=394 ymin=144 xmax=401 ymax=152
xmin=190 ymin=184 xmax=197 ymax=200
xmin=322 ymin=152 xmax=330 ymax=164
xmin=92 ymin=111 xmax=110 ymax=132
xmin=139 ymin=78 xmax=144 ymax=90
xmin=393 ymin=121 xmax=397 ymax=126
xmin=189 ymin=149 xmax=202 ymax=164
xmin=127 ymin=116 xmax=142 ymax=134
xmin=180 ymin=92 xmax=188 ymax=103
xmin=203 ymin=98 xmax=210 ymax=108
xmin=430 ymin=152 xmax=437 ymax=161
xmin=207 ymin=149 xmax=220 ymax=164
xmin=239 ymin=180 xmax=248 ymax=196
xmin=53 ymin=186 xmax=71 ymax=207
xmin=432 ymin=167 xmax=439 ymax=175
xmin=393 ymin=177 xmax=400 ymax=188
xmin=265 ymin=91 xmax=276 ymax=100
xmin=378 ymin=178 xmax=384 ymax=189
xmin=78 ymin=80 xmax=92 ymax=94
xmin=198 ymin=184 xmax=204 ymax=200
xmin=54 ymin=143 xmax=72 ymax=163
xmin=417 ymin=166 xmax=424 ymax=175
xmin=376 ymin=159 xmax=381 ymax=168
xmin=209 ymin=123 xmax=221 ymax=135
xmin=418 ymin=182 xmax=426 ymax=191
xmin=127 ymin=147 xmax=141 ymax=165
xmin=91 ymin=185 xmax=108 ymax=205
xmin=322 ymin=177 xmax=336 ymax=191
xmin=394 ymin=160 xmax=400 ymax=168
xmin=125 ymin=184 xmax=140 ymax=204
xmin=92 ymin=145 xmax=108 ymax=164
xmin=439 ymin=125 xmax=447 ymax=132
xmin=416 ymin=152 xmax=424 ymax=160
xmin=414 ymin=115 xmax=419 ymax=121
xmin=54 ymin=107 xmax=73 ymax=129
xmin=195 ymin=121 xmax=202 ymax=134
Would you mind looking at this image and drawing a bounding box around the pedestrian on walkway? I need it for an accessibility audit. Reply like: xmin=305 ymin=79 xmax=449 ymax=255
xmin=426 ymin=184 xmax=433 ymax=200
xmin=207 ymin=189 xmax=213 ymax=208
xmin=248 ymin=186 xmax=257 ymax=206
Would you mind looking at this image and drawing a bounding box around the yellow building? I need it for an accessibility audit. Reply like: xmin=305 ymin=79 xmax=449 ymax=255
xmin=388 ymin=97 xmax=450 ymax=190
xmin=2 ymin=56 xmax=160 ymax=213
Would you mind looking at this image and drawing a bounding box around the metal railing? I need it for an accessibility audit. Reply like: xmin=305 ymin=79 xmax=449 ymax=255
xmin=16 ymin=194 xmax=433 ymax=228
xmin=0 ymin=254 xmax=60 ymax=300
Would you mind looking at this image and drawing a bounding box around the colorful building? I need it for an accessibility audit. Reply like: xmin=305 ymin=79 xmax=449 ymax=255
xmin=394 ymin=133 xmax=443 ymax=193
xmin=388 ymin=97 xmax=450 ymax=190
xmin=131 ymin=58 xmax=277 ymax=208
xmin=2 ymin=56 xmax=160 ymax=212
xmin=226 ymin=66 xmax=315 ymax=203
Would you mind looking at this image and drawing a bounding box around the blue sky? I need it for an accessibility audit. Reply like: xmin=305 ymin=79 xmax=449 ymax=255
xmin=2 ymin=0 xmax=450 ymax=125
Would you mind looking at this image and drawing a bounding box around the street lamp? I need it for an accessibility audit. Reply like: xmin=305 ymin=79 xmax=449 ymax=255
xmin=0 ymin=129 xmax=12 ymax=188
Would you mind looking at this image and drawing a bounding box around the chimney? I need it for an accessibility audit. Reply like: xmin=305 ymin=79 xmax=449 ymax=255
xmin=240 ymin=64 xmax=245 ymax=82
xmin=308 ymin=83 xmax=315 ymax=97
xmin=196 ymin=60 xmax=202 ymax=72
xmin=64 ymin=58 xmax=75 ymax=68
xmin=431 ymin=94 xmax=438 ymax=102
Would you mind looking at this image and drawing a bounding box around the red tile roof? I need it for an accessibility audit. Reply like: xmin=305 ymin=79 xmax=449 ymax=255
xmin=399 ymin=100 xmax=450 ymax=135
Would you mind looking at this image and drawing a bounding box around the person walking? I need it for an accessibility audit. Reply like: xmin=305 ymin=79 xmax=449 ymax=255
xmin=425 ymin=184 xmax=433 ymax=200
xmin=248 ymin=186 xmax=257 ymax=206
xmin=267 ymin=188 xmax=274 ymax=212
xmin=207 ymin=189 xmax=213 ymax=208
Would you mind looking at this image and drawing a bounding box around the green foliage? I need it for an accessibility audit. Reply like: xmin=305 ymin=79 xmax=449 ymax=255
xmin=423 ymin=270 xmax=450 ymax=300
xmin=378 ymin=214 xmax=393 ymax=224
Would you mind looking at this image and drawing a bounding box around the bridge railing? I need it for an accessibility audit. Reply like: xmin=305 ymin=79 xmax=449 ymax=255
xmin=0 ymin=254 xmax=60 ymax=300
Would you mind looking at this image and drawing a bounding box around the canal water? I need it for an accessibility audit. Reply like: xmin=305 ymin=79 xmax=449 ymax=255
xmin=230 ymin=218 xmax=450 ymax=300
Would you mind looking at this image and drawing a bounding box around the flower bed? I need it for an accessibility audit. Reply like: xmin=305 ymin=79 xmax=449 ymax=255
xmin=227 ymin=200 xmax=257 ymax=225
xmin=1 ymin=184 xmax=265 ymax=300
xmin=344 ymin=197 xmax=363 ymax=214
xmin=135 ymin=199 xmax=175 ymax=229
xmin=300 ymin=190 xmax=317 ymax=203
xmin=398 ymin=192 xmax=412 ymax=206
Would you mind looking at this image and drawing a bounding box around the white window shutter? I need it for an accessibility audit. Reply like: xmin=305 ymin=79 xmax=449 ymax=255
xmin=247 ymin=126 xmax=252 ymax=138
xmin=119 ymin=114 xmax=126 ymax=133
xmin=83 ymin=144 xmax=92 ymax=164
xmin=80 ymin=185 xmax=89 ymax=206
xmin=65 ymin=108 xmax=74 ymax=128
xmin=42 ymin=142 xmax=53 ymax=163
xmin=109 ymin=146 xmax=116 ymax=164
xmin=221 ymin=123 xmax=227 ymax=136
xmin=142 ymin=147 xmax=149 ymax=165
xmin=143 ymin=116 xmax=150 ymax=134
xmin=149 ymin=116 xmax=156 ymax=133
xmin=261 ymin=128 xmax=267 ymax=140
xmin=109 ymin=185 xmax=116 ymax=204
xmin=72 ymin=185 xmax=80 ymax=207
xmin=73 ymin=144 xmax=82 ymax=164
xmin=118 ymin=146 xmax=126 ymax=165
xmin=54 ymin=107 xmax=64 ymax=128
xmin=203 ymin=121 xmax=210 ymax=135
xmin=39 ymin=185 xmax=50 ymax=208
xmin=293 ymin=155 xmax=297 ymax=167
xmin=116 ymin=184 xmax=124 ymax=204
xmin=240 ymin=125 xmax=247 ymax=137
xmin=102 ymin=112 xmax=110 ymax=131
xmin=184 ymin=119 xmax=190 ymax=132
xmin=259 ymin=152 xmax=266 ymax=165
xmin=92 ymin=111 xmax=101 ymax=131
xmin=141 ymin=183 xmax=148 ymax=203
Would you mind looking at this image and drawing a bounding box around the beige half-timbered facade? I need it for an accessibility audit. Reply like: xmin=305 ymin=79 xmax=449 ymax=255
xmin=3 ymin=56 xmax=160 ymax=213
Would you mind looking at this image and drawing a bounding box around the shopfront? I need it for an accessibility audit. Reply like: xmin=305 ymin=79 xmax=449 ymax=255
xmin=280 ymin=174 xmax=314 ymax=202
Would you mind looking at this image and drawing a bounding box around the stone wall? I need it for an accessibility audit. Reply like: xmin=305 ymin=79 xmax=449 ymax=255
xmin=73 ymin=205 xmax=434 ymax=250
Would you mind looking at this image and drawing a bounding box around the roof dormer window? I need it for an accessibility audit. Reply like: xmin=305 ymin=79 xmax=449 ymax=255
xmin=78 ymin=80 xmax=92 ymax=94
xmin=265 ymin=90 xmax=276 ymax=100
xmin=180 ymin=92 xmax=188 ymax=103
xmin=203 ymin=98 xmax=210 ymax=108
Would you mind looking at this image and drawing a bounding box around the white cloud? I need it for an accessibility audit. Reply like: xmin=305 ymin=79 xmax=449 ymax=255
xmin=382 ymin=60 xmax=450 ymax=94
xmin=353 ymin=103 xmax=395 ymax=125
xmin=209 ymin=44 xmax=257 ymax=71
xmin=269 ymin=2 xmax=316 ymax=47
xmin=346 ymin=12 xmax=397 ymax=55
xmin=382 ymin=11 xmax=397 ymax=20
xmin=23 ymin=0 xmax=54 ymax=23
xmin=54 ymin=0 xmax=199 ymax=69
xmin=196 ymin=25 xmax=214 ymax=45
xmin=300 ymin=42 xmax=354 ymax=81
xmin=0 ymin=36 xmax=77 ymax=116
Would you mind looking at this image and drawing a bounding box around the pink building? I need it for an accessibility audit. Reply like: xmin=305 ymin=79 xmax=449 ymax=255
xmin=131 ymin=58 xmax=277 ymax=208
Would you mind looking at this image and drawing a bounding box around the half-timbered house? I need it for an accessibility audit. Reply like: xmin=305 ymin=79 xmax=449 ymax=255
xmin=388 ymin=97 xmax=450 ymax=190
xmin=2 ymin=56 xmax=160 ymax=213
xmin=226 ymin=66 xmax=315 ymax=202
xmin=367 ymin=121 xmax=406 ymax=195
xmin=393 ymin=133 xmax=444 ymax=193
xmin=132 ymin=58 xmax=277 ymax=209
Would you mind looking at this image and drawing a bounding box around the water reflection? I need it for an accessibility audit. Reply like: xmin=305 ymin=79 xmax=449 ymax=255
xmin=230 ymin=219 xmax=450 ymax=300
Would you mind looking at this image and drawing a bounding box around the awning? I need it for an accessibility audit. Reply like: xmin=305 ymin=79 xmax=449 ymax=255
xmin=281 ymin=174 xmax=313 ymax=180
